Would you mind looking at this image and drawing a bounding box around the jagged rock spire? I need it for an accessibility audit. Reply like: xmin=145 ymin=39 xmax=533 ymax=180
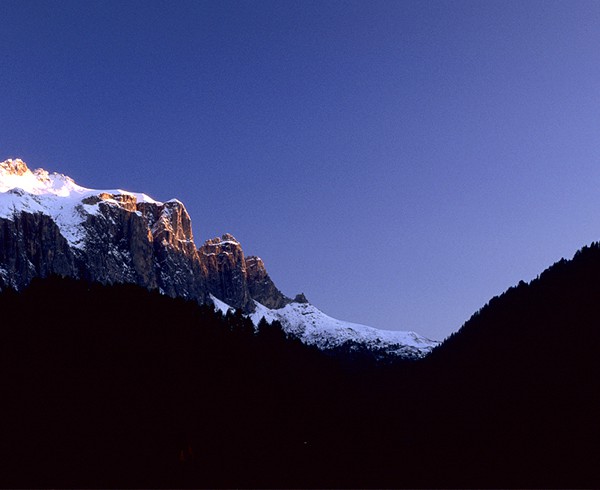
xmin=0 ymin=159 xmax=297 ymax=312
xmin=0 ymin=158 xmax=29 ymax=176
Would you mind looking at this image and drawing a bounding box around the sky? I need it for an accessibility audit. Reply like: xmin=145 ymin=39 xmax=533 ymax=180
xmin=2 ymin=0 xmax=600 ymax=340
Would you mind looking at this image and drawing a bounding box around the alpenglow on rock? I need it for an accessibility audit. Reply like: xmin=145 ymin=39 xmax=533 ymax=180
xmin=0 ymin=158 xmax=438 ymax=358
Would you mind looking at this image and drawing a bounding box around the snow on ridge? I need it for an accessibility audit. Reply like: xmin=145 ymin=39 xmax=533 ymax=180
xmin=0 ymin=160 xmax=86 ymax=197
xmin=250 ymin=301 xmax=438 ymax=353
xmin=203 ymin=234 xmax=241 ymax=248
xmin=0 ymin=159 xmax=164 ymax=204
xmin=0 ymin=159 xmax=438 ymax=359
xmin=0 ymin=159 xmax=168 ymax=248
xmin=210 ymin=294 xmax=235 ymax=315
xmin=115 ymin=189 xmax=162 ymax=205
xmin=209 ymin=293 xmax=439 ymax=357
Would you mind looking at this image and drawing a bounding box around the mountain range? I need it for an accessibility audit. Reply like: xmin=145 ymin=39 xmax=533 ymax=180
xmin=2 ymin=240 xmax=600 ymax=488
xmin=2 ymin=158 xmax=600 ymax=487
xmin=0 ymin=158 xmax=436 ymax=358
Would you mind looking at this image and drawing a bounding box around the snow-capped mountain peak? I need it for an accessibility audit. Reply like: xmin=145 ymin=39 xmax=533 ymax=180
xmin=0 ymin=159 xmax=162 ymax=248
xmin=0 ymin=158 xmax=160 ymax=202
xmin=0 ymin=159 xmax=83 ymax=197
xmin=0 ymin=158 xmax=438 ymax=359
xmin=0 ymin=158 xmax=28 ymax=176
xmin=209 ymin=293 xmax=439 ymax=358
xmin=250 ymin=299 xmax=438 ymax=358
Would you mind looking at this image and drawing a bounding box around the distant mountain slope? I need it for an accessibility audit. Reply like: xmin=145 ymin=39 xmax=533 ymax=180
xmin=430 ymin=241 xmax=600 ymax=366
xmin=212 ymin=294 xmax=437 ymax=358
xmin=3 ymin=245 xmax=600 ymax=488
xmin=0 ymin=158 xmax=432 ymax=357
xmin=400 ymin=242 xmax=600 ymax=488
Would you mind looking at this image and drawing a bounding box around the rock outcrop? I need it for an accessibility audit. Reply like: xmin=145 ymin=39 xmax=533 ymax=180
xmin=0 ymin=159 xmax=280 ymax=309
xmin=0 ymin=211 xmax=77 ymax=289
xmin=80 ymin=195 xmax=208 ymax=303
xmin=199 ymin=234 xmax=253 ymax=311
xmin=0 ymin=159 xmax=211 ymax=304
xmin=0 ymin=158 xmax=438 ymax=358
xmin=245 ymin=255 xmax=289 ymax=309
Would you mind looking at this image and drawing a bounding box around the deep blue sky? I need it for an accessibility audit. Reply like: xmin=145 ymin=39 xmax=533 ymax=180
xmin=2 ymin=0 xmax=600 ymax=340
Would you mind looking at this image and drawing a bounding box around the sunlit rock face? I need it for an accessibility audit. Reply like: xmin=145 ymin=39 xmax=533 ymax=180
xmin=245 ymin=255 xmax=289 ymax=309
xmin=199 ymin=234 xmax=253 ymax=311
xmin=0 ymin=159 xmax=291 ymax=311
xmin=0 ymin=159 xmax=287 ymax=309
xmin=79 ymin=197 xmax=208 ymax=303
xmin=1 ymin=159 xmax=28 ymax=176
xmin=77 ymin=196 xmax=158 ymax=287
xmin=197 ymin=236 xmax=292 ymax=311
xmin=0 ymin=159 xmax=210 ymax=303
xmin=0 ymin=158 xmax=439 ymax=359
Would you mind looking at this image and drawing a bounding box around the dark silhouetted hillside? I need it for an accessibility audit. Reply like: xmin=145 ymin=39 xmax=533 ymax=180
xmin=3 ymin=244 xmax=600 ymax=488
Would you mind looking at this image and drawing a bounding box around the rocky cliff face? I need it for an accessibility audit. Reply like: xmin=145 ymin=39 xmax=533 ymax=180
xmin=0 ymin=211 xmax=77 ymax=289
xmin=199 ymin=234 xmax=252 ymax=311
xmin=79 ymin=194 xmax=209 ymax=303
xmin=0 ymin=158 xmax=438 ymax=358
xmin=0 ymin=159 xmax=287 ymax=310
xmin=245 ymin=255 xmax=289 ymax=309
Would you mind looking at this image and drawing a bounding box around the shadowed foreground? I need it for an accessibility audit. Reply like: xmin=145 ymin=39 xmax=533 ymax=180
xmin=2 ymin=243 xmax=600 ymax=488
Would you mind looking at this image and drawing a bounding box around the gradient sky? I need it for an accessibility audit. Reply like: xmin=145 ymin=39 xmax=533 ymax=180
xmin=2 ymin=0 xmax=600 ymax=340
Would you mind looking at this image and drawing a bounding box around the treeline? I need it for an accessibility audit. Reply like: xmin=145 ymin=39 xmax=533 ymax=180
xmin=0 ymin=276 xmax=382 ymax=488
xmin=2 ymin=242 xmax=600 ymax=488
xmin=411 ymin=241 xmax=600 ymax=488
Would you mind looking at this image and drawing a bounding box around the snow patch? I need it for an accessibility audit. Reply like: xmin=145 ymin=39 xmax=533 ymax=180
xmin=212 ymin=293 xmax=439 ymax=358
xmin=0 ymin=159 xmax=168 ymax=248
xmin=210 ymin=294 xmax=235 ymax=315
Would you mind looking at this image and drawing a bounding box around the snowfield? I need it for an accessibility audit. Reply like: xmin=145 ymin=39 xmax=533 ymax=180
xmin=0 ymin=159 xmax=159 ymax=248
xmin=1 ymin=158 xmax=439 ymax=359
xmin=211 ymin=294 xmax=439 ymax=358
